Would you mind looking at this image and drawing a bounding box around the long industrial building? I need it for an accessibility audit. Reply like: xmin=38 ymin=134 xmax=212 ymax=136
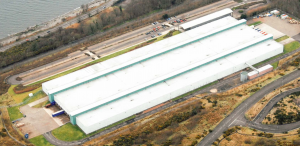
xmin=42 ymin=9 xmax=283 ymax=134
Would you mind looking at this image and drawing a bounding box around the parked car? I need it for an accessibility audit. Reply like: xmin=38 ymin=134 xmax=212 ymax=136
xmin=151 ymin=35 xmax=156 ymax=38
xmin=158 ymin=33 xmax=162 ymax=36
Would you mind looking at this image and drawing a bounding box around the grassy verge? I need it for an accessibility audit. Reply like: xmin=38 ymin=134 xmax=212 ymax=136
xmin=33 ymin=100 xmax=50 ymax=108
xmin=254 ymin=41 xmax=300 ymax=67
xmin=29 ymin=135 xmax=54 ymax=146
xmin=7 ymin=106 xmax=23 ymax=121
xmin=52 ymin=115 xmax=136 ymax=141
xmin=172 ymin=81 xmax=218 ymax=101
xmin=22 ymin=90 xmax=47 ymax=104
xmin=247 ymin=21 xmax=262 ymax=26
xmin=284 ymin=41 xmax=300 ymax=53
xmin=28 ymin=31 xmax=181 ymax=86
xmin=271 ymin=61 xmax=278 ymax=69
xmin=275 ymin=35 xmax=289 ymax=42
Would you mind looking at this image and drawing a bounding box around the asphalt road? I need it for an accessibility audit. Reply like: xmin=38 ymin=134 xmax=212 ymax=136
xmin=6 ymin=0 xmax=238 ymax=85
xmin=198 ymin=70 xmax=300 ymax=146
xmin=0 ymin=0 xmax=115 ymax=52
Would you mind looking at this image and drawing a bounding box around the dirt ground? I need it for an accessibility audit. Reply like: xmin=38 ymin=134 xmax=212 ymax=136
xmin=219 ymin=127 xmax=300 ymax=146
xmin=18 ymin=105 xmax=69 ymax=139
xmin=247 ymin=16 xmax=300 ymax=37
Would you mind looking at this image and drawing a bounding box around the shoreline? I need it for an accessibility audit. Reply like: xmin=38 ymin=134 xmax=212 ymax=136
xmin=0 ymin=0 xmax=104 ymax=46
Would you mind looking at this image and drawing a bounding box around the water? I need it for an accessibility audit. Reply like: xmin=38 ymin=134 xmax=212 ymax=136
xmin=0 ymin=0 xmax=93 ymax=39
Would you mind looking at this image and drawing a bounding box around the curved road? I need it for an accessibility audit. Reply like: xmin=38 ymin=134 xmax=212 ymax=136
xmin=198 ymin=70 xmax=300 ymax=146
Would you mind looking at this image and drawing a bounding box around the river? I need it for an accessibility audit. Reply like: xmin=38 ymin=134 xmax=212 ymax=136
xmin=0 ymin=0 xmax=93 ymax=39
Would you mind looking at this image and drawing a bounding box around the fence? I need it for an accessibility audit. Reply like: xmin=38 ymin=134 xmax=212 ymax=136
xmin=0 ymin=89 xmax=44 ymax=109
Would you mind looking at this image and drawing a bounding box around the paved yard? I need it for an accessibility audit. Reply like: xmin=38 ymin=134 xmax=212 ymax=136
xmin=248 ymin=16 xmax=300 ymax=38
xmin=254 ymin=23 xmax=285 ymax=39
xmin=293 ymin=33 xmax=300 ymax=42
xmin=18 ymin=105 xmax=69 ymax=139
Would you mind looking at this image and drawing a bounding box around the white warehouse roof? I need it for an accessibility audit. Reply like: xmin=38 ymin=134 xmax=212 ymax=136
xmin=42 ymin=10 xmax=283 ymax=134
xmin=180 ymin=8 xmax=232 ymax=30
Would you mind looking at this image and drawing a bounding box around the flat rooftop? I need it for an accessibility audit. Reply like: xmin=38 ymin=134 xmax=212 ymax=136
xmin=52 ymin=16 xmax=278 ymax=117
xmin=77 ymin=37 xmax=282 ymax=133
xmin=180 ymin=8 xmax=232 ymax=30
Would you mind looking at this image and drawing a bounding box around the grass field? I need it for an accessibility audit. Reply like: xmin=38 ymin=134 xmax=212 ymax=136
xmin=275 ymin=35 xmax=289 ymax=42
xmin=7 ymin=85 xmax=42 ymax=103
xmin=28 ymin=30 xmax=181 ymax=86
xmin=52 ymin=123 xmax=87 ymax=141
xmin=52 ymin=115 xmax=136 ymax=141
xmin=248 ymin=21 xmax=262 ymax=26
xmin=284 ymin=41 xmax=300 ymax=53
xmin=7 ymin=106 xmax=23 ymax=121
xmin=254 ymin=41 xmax=300 ymax=67
xmin=30 ymin=135 xmax=54 ymax=146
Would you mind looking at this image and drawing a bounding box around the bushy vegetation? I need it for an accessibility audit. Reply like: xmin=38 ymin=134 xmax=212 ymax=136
xmin=13 ymin=84 xmax=39 ymax=94
xmin=111 ymin=104 xmax=203 ymax=145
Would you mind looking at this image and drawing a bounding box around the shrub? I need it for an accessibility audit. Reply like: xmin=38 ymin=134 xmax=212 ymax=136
xmin=1 ymin=128 xmax=5 ymax=132
xmin=244 ymin=138 xmax=252 ymax=144
xmin=235 ymin=93 xmax=243 ymax=97
xmin=162 ymin=14 xmax=169 ymax=19
xmin=279 ymin=73 xmax=285 ymax=76
xmin=226 ymin=137 xmax=232 ymax=141
xmin=190 ymin=141 xmax=198 ymax=146
xmin=265 ymin=133 xmax=274 ymax=138
xmin=250 ymin=88 xmax=260 ymax=92
xmin=257 ymin=133 xmax=264 ymax=136
xmin=238 ymin=10 xmax=244 ymax=13
xmin=13 ymin=84 xmax=39 ymax=94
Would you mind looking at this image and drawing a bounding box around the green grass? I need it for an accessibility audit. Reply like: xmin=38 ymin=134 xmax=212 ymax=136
xmin=28 ymin=31 xmax=181 ymax=86
xmin=22 ymin=90 xmax=47 ymax=104
xmin=33 ymin=100 xmax=50 ymax=108
xmin=52 ymin=115 xmax=136 ymax=141
xmin=52 ymin=123 xmax=87 ymax=141
xmin=172 ymin=81 xmax=218 ymax=101
xmin=172 ymin=30 xmax=181 ymax=35
xmin=30 ymin=135 xmax=54 ymax=146
xmin=248 ymin=21 xmax=262 ymax=26
xmin=284 ymin=41 xmax=300 ymax=53
xmin=7 ymin=106 xmax=23 ymax=121
xmin=275 ymin=35 xmax=289 ymax=42
xmin=271 ymin=61 xmax=278 ymax=69
xmin=254 ymin=41 xmax=300 ymax=67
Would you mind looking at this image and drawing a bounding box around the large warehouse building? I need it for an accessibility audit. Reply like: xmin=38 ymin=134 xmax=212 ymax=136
xmin=42 ymin=9 xmax=283 ymax=134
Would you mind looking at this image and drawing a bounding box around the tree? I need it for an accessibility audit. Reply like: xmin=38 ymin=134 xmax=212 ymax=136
xmin=162 ymin=14 xmax=169 ymax=19
xmin=119 ymin=6 xmax=123 ymax=13
xmin=240 ymin=14 xmax=247 ymax=19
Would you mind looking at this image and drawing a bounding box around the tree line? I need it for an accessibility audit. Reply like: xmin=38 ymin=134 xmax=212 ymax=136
xmin=0 ymin=0 xmax=219 ymax=69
